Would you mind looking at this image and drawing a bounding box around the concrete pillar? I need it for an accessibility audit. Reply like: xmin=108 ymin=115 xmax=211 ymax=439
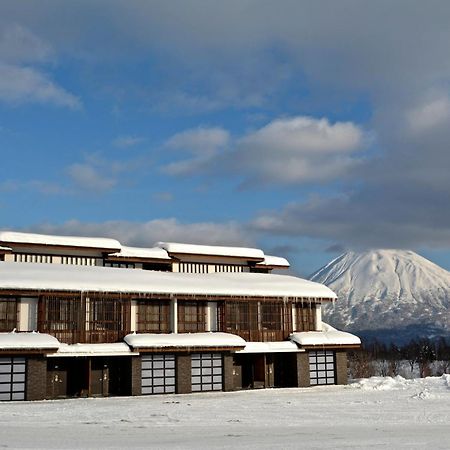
xmin=130 ymin=301 xmax=138 ymax=332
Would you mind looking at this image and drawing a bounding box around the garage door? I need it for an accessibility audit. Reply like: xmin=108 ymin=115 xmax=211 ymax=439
xmin=191 ymin=353 xmax=223 ymax=392
xmin=309 ymin=350 xmax=335 ymax=385
xmin=141 ymin=354 xmax=176 ymax=394
xmin=0 ymin=357 xmax=26 ymax=401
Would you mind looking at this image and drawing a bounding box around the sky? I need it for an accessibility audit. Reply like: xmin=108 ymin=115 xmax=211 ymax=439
xmin=1 ymin=0 xmax=450 ymax=276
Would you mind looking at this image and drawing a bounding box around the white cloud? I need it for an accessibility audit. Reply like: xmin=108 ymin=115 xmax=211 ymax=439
xmin=30 ymin=218 xmax=254 ymax=248
xmin=0 ymin=63 xmax=81 ymax=109
xmin=163 ymin=127 xmax=229 ymax=175
xmin=0 ymin=24 xmax=52 ymax=63
xmin=407 ymin=96 xmax=450 ymax=133
xmin=67 ymin=163 xmax=116 ymax=192
xmin=0 ymin=24 xmax=80 ymax=109
xmin=162 ymin=117 xmax=366 ymax=185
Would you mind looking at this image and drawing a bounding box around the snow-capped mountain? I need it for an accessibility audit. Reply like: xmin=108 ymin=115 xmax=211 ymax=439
xmin=309 ymin=250 xmax=450 ymax=343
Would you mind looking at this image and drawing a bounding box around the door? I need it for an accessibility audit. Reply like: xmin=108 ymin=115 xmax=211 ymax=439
xmin=191 ymin=353 xmax=223 ymax=392
xmin=309 ymin=350 xmax=336 ymax=385
xmin=0 ymin=357 xmax=26 ymax=401
xmin=47 ymin=360 xmax=68 ymax=398
xmin=141 ymin=354 xmax=176 ymax=395
xmin=90 ymin=358 xmax=108 ymax=396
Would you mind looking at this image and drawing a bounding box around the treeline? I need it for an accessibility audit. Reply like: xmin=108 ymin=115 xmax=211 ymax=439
xmin=348 ymin=337 xmax=450 ymax=379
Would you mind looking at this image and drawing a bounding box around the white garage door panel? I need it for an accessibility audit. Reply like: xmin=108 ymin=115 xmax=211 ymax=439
xmin=0 ymin=357 xmax=26 ymax=401
xmin=309 ymin=351 xmax=335 ymax=385
xmin=191 ymin=353 xmax=223 ymax=392
xmin=141 ymin=354 xmax=176 ymax=395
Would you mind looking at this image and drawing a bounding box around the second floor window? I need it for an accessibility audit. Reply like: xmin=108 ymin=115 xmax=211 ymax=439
xmin=0 ymin=298 xmax=17 ymax=332
xmin=178 ymin=301 xmax=207 ymax=332
xmin=137 ymin=301 xmax=170 ymax=333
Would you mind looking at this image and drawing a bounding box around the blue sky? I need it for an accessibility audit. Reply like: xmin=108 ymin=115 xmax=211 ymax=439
xmin=1 ymin=1 xmax=450 ymax=275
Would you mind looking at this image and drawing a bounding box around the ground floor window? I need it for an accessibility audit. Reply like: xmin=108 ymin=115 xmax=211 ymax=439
xmin=141 ymin=354 xmax=176 ymax=395
xmin=191 ymin=353 xmax=223 ymax=392
xmin=309 ymin=350 xmax=336 ymax=385
xmin=0 ymin=357 xmax=26 ymax=401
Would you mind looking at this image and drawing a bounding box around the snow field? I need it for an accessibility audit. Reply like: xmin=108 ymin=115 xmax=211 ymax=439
xmin=0 ymin=375 xmax=449 ymax=449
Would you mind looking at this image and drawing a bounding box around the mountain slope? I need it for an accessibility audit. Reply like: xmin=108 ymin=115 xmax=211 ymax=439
xmin=309 ymin=249 xmax=450 ymax=342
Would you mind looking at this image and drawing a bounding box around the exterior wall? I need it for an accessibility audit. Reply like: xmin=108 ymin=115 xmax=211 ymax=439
xmin=131 ymin=356 xmax=142 ymax=396
xmin=26 ymin=356 xmax=47 ymax=401
xmin=176 ymin=354 xmax=192 ymax=394
xmin=335 ymin=350 xmax=348 ymax=385
xmin=296 ymin=352 xmax=310 ymax=387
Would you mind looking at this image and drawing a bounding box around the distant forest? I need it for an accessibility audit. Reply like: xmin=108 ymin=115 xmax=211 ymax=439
xmin=349 ymin=338 xmax=450 ymax=379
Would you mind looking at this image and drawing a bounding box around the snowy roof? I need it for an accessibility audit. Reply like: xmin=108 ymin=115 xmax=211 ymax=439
xmin=108 ymin=245 xmax=172 ymax=261
xmin=48 ymin=342 xmax=133 ymax=357
xmin=0 ymin=246 xmax=12 ymax=252
xmin=290 ymin=323 xmax=361 ymax=347
xmin=0 ymin=262 xmax=336 ymax=299
xmin=237 ymin=341 xmax=301 ymax=353
xmin=124 ymin=332 xmax=246 ymax=349
xmin=256 ymin=255 xmax=290 ymax=268
xmin=0 ymin=231 xmax=121 ymax=251
xmin=0 ymin=332 xmax=60 ymax=350
xmin=156 ymin=242 xmax=265 ymax=260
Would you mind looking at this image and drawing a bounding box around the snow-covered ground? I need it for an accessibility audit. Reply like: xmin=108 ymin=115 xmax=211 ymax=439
xmin=1 ymin=376 xmax=449 ymax=449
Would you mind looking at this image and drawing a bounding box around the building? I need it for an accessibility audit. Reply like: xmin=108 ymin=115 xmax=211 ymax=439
xmin=0 ymin=231 xmax=360 ymax=401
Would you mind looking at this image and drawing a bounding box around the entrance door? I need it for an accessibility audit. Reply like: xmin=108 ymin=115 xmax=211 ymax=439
xmin=0 ymin=357 xmax=26 ymax=401
xmin=48 ymin=360 xmax=68 ymax=398
xmin=90 ymin=359 xmax=108 ymax=396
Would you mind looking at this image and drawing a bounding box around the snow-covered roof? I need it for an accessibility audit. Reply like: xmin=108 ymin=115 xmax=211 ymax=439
xmin=256 ymin=255 xmax=290 ymax=268
xmin=124 ymin=332 xmax=246 ymax=349
xmin=0 ymin=332 xmax=60 ymax=350
xmin=156 ymin=242 xmax=265 ymax=260
xmin=0 ymin=262 xmax=336 ymax=299
xmin=237 ymin=341 xmax=301 ymax=353
xmin=0 ymin=246 xmax=12 ymax=253
xmin=290 ymin=323 xmax=361 ymax=347
xmin=0 ymin=231 xmax=121 ymax=251
xmin=48 ymin=342 xmax=133 ymax=357
xmin=108 ymin=245 xmax=172 ymax=261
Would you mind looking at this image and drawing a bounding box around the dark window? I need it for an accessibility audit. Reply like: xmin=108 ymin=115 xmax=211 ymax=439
xmin=38 ymin=294 xmax=130 ymax=344
xmin=38 ymin=295 xmax=83 ymax=344
xmin=221 ymin=300 xmax=292 ymax=341
xmin=87 ymin=296 xmax=130 ymax=343
xmin=178 ymin=302 xmax=206 ymax=332
xmin=142 ymin=263 xmax=172 ymax=272
xmin=137 ymin=301 xmax=171 ymax=333
xmin=0 ymin=298 xmax=18 ymax=332
xmin=294 ymin=303 xmax=316 ymax=331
